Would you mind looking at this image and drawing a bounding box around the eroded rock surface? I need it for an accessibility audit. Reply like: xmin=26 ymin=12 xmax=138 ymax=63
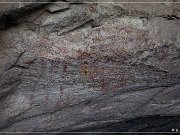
xmin=0 ymin=0 xmax=180 ymax=133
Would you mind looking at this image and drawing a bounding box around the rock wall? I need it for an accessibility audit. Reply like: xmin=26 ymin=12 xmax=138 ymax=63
xmin=0 ymin=0 xmax=180 ymax=133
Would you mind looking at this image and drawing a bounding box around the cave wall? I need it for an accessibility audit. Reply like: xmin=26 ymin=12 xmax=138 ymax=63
xmin=0 ymin=0 xmax=180 ymax=132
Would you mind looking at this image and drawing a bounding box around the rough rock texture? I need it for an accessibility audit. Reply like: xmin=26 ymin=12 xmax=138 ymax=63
xmin=0 ymin=0 xmax=180 ymax=133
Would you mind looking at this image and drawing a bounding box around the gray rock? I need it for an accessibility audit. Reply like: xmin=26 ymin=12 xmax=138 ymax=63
xmin=46 ymin=2 xmax=70 ymax=13
xmin=0 ymin=0 xmax=179 ymax=133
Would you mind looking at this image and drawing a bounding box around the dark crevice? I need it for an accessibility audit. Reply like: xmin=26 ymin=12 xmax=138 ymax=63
xmin=14 ymin=65 xmax=30 ymax=69
xmin=61 ymin=0 xmax=84 ymax=4
xmin=57 ymin=19 xmax=93 ymax=36
xmin=5 ymin=50 xmax=26 ymax=71
xmin=66 ymin=115 xmax=180 ymax=132
xmin=46 ymin=7 xmax=70 ymax=14
xmin=159 ymin=15 xmax=180 ymax=20
xmin=0 ymin=0 xmax=55 ymax=29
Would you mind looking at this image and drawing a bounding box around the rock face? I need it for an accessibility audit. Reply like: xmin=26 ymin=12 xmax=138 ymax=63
xmin=0 ymin=0 xmax=180 ymax=133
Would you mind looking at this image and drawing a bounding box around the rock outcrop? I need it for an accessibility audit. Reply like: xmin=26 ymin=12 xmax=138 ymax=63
xmin=0 ymin=0 xmax=180 ymax=133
